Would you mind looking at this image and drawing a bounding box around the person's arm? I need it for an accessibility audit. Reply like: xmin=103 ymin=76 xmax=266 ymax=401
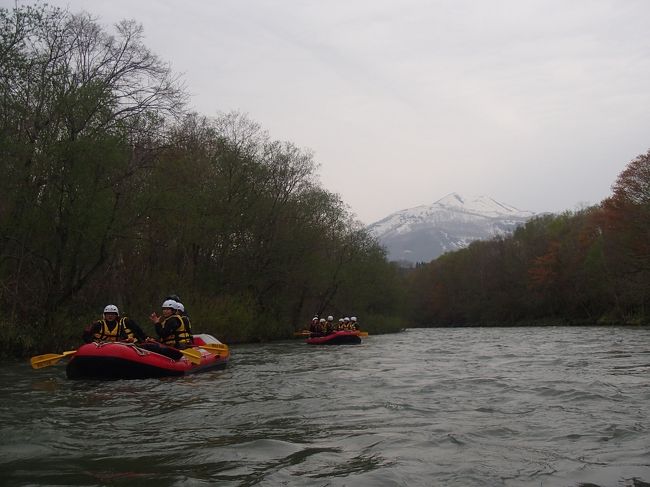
xmin=154 ymin=322 xmax=164 ymax=339
xmin=156 ymin=317 xmax=180 ymax=340
xmin=82 ymin=322 xmax=100 ymax=343
xmin=150 ymin=312 xmax=164 ymax=339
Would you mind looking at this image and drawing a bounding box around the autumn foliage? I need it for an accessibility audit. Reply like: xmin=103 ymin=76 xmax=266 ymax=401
xmin=407 ymin=150 xmax=650 ymax=326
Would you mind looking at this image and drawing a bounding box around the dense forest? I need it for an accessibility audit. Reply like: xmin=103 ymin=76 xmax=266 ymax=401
xmin=405 ymin=151 xmax=650 ymax=327
xmin=1 ymin=4 xmax=648 ymax=358
xmin=0 ymin=4 xmax=406 ymax=356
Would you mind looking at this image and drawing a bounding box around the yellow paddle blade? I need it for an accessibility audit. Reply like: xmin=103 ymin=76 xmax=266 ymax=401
xmin=30 ymin=350 xmax=77 ymax=369
xmin=179 ymin=348 xmax=202 ymax=365
xmin=197 ymin=343 xmax=229 ymax=355
xmin=358 ymin=331 xmax=369 ymax=337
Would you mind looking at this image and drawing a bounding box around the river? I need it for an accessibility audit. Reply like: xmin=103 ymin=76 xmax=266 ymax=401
xmin=1 ymin=327 xmax=649 ymax=486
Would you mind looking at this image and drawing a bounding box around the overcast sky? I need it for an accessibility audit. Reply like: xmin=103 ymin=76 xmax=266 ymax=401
xmin=7 ymin=0 xmax=650 ymax=223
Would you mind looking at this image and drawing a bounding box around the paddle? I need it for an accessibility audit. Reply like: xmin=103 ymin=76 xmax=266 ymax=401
xmin=178 ymin=347 xmax=202 ymax=365
xmin=136 ymin=340 xmax=203 ymax=364
xmin=30 ymin=350 xmax=77 ymax=369
xmin=31 ymin=343 xmax=201 ymax=369
xmin=195 ymin=343 xmax=229 ymax=355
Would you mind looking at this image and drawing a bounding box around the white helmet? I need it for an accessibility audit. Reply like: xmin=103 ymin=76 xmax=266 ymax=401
xmin=177 ymin=302 xmax=185 ymax=312
xmin=351 ymin=316 xmax=357 ymax=322
xmin=339 ymin=318 xmax=344 ymax=322
xmin=344 ymin=317 xmax=350 ymax=322
xmin=312 ymin=316 xmax=318 ymax=321
xmin=171 ymin=301 xmax=184 ymax=311
xmin=319 ymin=318 xmax=326 ymax=323
xmin=327 ymin=315 xmax=333 ymax=321
xmin=162 ymin=299 xmax=177 ymax=309
xmin=103 ymin=304 xmax=119 ymax=314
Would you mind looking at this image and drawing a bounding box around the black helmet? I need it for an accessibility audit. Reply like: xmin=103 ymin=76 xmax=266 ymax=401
xmin=165 ymin=294 xmax=182 ymax=302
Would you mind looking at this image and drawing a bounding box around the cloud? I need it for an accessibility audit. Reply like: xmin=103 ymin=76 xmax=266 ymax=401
xmin=10 ymin=0 xmax=650 ymax=222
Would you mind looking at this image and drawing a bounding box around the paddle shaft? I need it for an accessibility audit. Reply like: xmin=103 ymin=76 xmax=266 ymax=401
xmin=196 ymin=343 xmax=230 ymax=355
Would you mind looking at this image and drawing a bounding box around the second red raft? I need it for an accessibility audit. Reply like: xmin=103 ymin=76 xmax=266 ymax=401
xmin=306 ymin=330 xmax=362 ymax=345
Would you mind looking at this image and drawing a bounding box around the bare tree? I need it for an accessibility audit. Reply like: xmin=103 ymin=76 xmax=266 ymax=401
xmin=0 ymin=4 xmax=187 ymax=321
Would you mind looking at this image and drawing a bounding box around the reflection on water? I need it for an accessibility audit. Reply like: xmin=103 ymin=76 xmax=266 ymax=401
xmin=1 ymin=326 xmax=649 ymax=486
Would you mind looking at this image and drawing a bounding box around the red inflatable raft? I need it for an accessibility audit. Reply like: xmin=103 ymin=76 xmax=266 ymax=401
xmin=306 ymin=330 xmax=362 ymax=345
xmin=66 ymin=336 xmax=229 ymax=380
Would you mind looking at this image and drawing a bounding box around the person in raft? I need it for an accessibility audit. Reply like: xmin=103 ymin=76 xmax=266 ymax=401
xmin=309 ymin=316 xmax=319 ymax=334
xmin=172 ymin=300 xmax=193 ymax=339
xmin=350 ymin=316 xmax=359 ymax=330
xmin=324 ymin=315 xmax=335 ymax=335
xmin=149 ymin=299 xmax=193 ymax=349
xmin=82 ymin=304 xmax=148 ymax=344
xmin=341 ymin=317 xmax=350 ymax=330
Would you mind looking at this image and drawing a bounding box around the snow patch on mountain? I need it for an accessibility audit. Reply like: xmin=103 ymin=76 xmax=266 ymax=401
xmin=368 ymin=193 xmax=535 ymax=264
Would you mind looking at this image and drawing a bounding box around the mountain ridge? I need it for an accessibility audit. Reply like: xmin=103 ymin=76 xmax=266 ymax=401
xmin=368 ymin=193 xmax=535 ymax=264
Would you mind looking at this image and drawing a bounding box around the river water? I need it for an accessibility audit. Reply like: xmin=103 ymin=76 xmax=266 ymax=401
xmin=1 ymin=327 xmax=649 ymax=487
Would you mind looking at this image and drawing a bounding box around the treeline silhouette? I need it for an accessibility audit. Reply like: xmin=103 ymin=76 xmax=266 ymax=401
xmin=0 ymin=4 xmax=405 ymax=356
xmin=405 ymin=151 xmax=650 ymax=327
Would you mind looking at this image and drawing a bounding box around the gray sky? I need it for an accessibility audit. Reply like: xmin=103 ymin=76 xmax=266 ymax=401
xmin=8 ymin=0 xmax=650 ymax=223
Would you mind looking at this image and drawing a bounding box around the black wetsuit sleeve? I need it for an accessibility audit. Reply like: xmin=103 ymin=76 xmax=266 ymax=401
xmin=82 ymin=322 xmax=100 ymax=343
xmin=156 ymin=317 xmax=181 ymax=340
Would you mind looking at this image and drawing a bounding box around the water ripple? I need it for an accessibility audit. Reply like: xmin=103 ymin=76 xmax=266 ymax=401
xmin=2 ymin=327 xmax=650 ymax=486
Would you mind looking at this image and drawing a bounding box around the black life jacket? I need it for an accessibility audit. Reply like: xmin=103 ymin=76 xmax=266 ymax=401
xmin=160 ymin=315 xmax=192 ymax=347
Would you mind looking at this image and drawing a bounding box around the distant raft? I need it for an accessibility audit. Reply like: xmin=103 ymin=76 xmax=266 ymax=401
xmin=306 ymin=330 xmax=362 ymax=345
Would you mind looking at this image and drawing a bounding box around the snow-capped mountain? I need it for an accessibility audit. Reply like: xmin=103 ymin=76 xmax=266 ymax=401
xmin=368 ymin=193 xmax=535 ymax=264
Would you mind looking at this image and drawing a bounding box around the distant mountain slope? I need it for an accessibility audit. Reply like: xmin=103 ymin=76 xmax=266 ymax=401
xmin=368 ymin=193 xmax=535 ymax=264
